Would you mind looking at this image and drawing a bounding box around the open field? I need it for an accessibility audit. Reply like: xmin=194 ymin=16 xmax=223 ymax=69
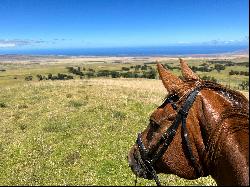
xmin=0 ymin=78 xmax=218 ymax=186
xmin=0 ymin=54 xmax=249 ymax=90
xmin=0 ymin=55 xmax=248 ymax=185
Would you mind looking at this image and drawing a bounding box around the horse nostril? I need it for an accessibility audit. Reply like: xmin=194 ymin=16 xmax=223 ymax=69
xmin=127 ymin=151 xmax=136 ymax=168
xmin=127 ymin=155 xmax=132 ymax=165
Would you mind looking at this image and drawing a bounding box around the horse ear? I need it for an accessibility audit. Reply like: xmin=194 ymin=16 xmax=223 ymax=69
xmin=179 ymin=58 xmax=200 ymax=80
xmin=157 ymin=62 xmax=184 ymax=94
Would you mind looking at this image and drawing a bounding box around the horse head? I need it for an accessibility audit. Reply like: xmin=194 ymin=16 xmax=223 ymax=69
xmin=128 ymin=59 xmax=249 ymax=186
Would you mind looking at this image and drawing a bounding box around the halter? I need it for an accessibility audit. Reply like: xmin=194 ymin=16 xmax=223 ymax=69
xmin=136 ymin=86 xmax=203 ymax=186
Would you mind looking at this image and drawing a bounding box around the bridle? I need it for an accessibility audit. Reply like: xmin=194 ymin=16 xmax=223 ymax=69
xmin=135 ymin=86 xmax=203 ymax=186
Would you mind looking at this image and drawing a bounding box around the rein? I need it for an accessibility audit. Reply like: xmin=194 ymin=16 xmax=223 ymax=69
xmin=136 ymin=86 xmax=202 ymax=186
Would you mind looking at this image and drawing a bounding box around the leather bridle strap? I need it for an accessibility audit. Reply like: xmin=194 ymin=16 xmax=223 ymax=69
xmin=136 ymin=86 xmax=202 ymax=186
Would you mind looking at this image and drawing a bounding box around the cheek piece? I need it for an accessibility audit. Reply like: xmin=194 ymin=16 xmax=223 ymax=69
xmin=136 ymin=86 xmax=203 ymax=186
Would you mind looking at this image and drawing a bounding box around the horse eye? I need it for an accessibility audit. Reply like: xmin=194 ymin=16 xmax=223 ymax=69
xmin=171 ymin=94 xmax=179 ymax=102
xmin=150 ymin=119 xmax=160 ymax=128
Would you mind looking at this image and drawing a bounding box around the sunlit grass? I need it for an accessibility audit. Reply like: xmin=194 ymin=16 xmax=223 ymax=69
xmin=0 ymin=78 xmax=220 ymax=185
xmin=0 ymin=56 xmax=248 ymax=185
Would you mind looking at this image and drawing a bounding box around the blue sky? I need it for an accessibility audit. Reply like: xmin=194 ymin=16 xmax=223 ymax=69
xmin=0 ymin=0 xmax=249 ymax=49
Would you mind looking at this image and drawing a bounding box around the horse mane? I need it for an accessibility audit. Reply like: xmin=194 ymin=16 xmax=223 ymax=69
xmin=200 ymin=80 xmax=249 ymax=109
xmin=162 ymin=79 xmax=248 ymax=112
xmin=181 ymin=79 xmax=249 ymax=109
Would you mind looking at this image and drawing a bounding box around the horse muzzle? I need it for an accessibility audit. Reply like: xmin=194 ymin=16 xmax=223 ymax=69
xmin=127 ymin=145 xmax=154 ymax=180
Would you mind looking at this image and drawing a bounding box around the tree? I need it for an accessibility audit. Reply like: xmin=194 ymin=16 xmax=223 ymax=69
xmin=122 ymin=67 xmax=130 ymax=71
xmin=36 ymin=74 xmax=43 ymax=81
xmin=110 ymin=71 xmax=121 ymax=78
xmin=25 ymin=75 xmax=33 ymax=81
xmin=48 ymin=73 xmax=52 ymax=79
xmin=214 ymin=64 xmax=225 ymax=72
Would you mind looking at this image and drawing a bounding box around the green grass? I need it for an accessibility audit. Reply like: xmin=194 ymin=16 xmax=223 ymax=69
xmin=0 ymin=78 xmax=218 ymax=186
xmin=0 ymin=57 xmax=248 ymax=185
xmin=1 ymin=57 xmax=248 ymax=89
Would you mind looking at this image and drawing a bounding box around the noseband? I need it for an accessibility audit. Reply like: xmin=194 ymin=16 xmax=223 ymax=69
xmin=136 ymin=86 xmax=203 ymax=186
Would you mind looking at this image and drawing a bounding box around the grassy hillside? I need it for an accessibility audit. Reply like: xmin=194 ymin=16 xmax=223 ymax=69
xmin=0 ymin=56 xmax=248 ymax=185
xmin=0 ymin=56 xmax=249 ymax=90
xmin=0 ymin=78 xmax=219 ymax=186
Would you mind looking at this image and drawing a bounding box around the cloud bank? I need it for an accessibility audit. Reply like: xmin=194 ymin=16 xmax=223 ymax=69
xmin=0 ymin=39 xmax=46 ymax=48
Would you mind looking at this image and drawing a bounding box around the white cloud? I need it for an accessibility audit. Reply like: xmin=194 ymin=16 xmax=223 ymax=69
xmin=0 ymin=43 xmax=16 ymax=48
xmin=0 ymin=39 xmax=47 ymax=48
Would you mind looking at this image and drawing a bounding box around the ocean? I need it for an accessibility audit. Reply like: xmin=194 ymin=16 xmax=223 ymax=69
xmin=0 ymin=45 xmax=248 ymax=56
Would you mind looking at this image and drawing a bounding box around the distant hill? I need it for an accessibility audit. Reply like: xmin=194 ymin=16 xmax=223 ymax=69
xmin=231 ymin=47 xmax=249 ymax=55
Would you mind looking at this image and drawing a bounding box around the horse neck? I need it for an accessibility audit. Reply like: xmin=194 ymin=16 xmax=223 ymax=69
xmin=197 ymin=89 xmax=249 ymax=186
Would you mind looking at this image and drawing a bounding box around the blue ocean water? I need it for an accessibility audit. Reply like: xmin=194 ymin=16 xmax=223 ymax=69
xmin=0 ymin=45 xmax=248 ymax=56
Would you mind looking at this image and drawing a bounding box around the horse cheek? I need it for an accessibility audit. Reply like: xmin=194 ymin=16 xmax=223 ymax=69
xmin=159 ymin=134 xmax=197 ymax=179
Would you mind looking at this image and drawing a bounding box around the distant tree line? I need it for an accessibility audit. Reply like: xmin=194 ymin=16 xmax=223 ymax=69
xmin=163 ymin=63 xmax=181 ymax=70
xmin=207 ymin=60 xmax=235 ymax=66
xmin=66 ymin=67 xmax=84 ymax=76
xmin=229 ymin=70 xmax=249 ymax=76
xmin=191 ymin=63 xmax=228 ymax=73
xmin=37 ymin=73 xmax=73 ymax=80
xmin=129 ymin=64 xmax=153 ymax=71
xmin=66 ymin=65 xmax=157 ymax=79
xmin=25 ymin=73 xmax=73 ymax=81
xmin=237 ymin=62 xmax=249 ymax=67
xmin=22 ymin=61 xmax=248 ymax=91
xmin=191 ymin=65 xmax=213 ymax=72
xmin=191 ymin=60 xmax=249 ymax=73
xmin=200 ymin=75 xmax=217 ymax=83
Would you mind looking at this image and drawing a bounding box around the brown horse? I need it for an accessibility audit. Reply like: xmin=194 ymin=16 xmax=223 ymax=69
xmin=128 ymin=59 xmax=249 ymax=186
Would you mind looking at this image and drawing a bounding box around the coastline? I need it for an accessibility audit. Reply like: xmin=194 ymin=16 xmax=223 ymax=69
xmin=0 ymin=52 xmax=248 ymax=65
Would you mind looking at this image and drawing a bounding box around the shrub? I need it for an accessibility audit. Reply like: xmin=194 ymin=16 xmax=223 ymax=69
xmin=36 ymin=74 xmax=43 ymax=81
xmin=67 ymin=67 xmax=84 ymax=76
xmin=97 ymin=70 xmax=110 ymax=77
xmin=237 ymin=62 xmax=249 ymax=67
xmin=141 ymin=65 xmax=148 ymax=70
xmin=191 ymin=66 xmax=212 ymax=72
xmin=0 ymin=102 xmax=7 ymax=108
xmin=67 ymin=75 xmax=74 ymax=79
xmin=142 ymin=69 xmax=157 ymax=79
xmin=25 ymin=75 xmax=33 ymax=81
xmin=229 ymin=70 xmax=249 ymax=76
xmin=57 ymin=73 xmax=67 ymax=80
xmin=134 ymin=65 xmax=141 ymax=71
xmin=201 ymin=75 xmax=217 ymax=83
xmin=110 ymin=71 xmax=121 ymax=78
xmin=51 ymin=76 xmax=58 ymax=80
xmin=48 ymin=73 xmax=52 ymax=79
xmin=86 ymin=72 xmax=95 ymax=78
xmin=214 ymin=64 xmax=225 ymax=72
xmin=121 ymin=67 xmax=130 ymax=71
xmin=239 ymin=80 xmax=249 ymax=90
